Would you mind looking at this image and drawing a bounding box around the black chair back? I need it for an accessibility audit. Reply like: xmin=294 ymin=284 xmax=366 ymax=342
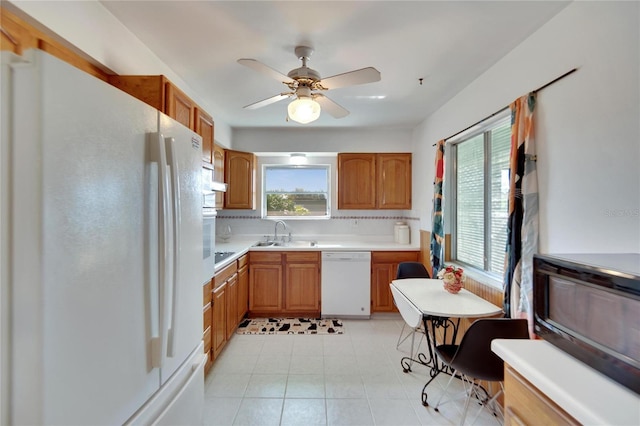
xmin=448 ymin=318 xmax=528 ymax=382
xmin=396 ymin=262 xmax=430 ymax=279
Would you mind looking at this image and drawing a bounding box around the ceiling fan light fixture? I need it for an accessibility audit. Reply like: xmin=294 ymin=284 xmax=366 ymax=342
xmin=288 ymin=97 xmax=321 ymax=124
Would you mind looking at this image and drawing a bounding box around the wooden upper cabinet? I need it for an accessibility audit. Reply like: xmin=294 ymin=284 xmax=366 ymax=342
xmin=108 ymin=75 xmax=202 ymax=134
xmin=165 ymin=83 xmax=195 ymax=129
xmin=213 ymin=144 xmax=225 ymax=209
xmin=338 ymin=153 xmax=377 ymax=209
xmin=195 ymin=108 xmax=214 ymax=165
xmin=377 ymin=153 xmax=412 ymax=209
xmin=225 ymin=149 xmax=255 ymax=210
xmin=108 ymin=75 xmax=167 ymax=111
xmin=338 ymin=153 xmax=412 ymax=210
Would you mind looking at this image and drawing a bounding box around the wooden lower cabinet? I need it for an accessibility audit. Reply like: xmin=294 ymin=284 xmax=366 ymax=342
xmin=212 ymin=283 xmax=226 ymax=359
xmin=249 ymin=251 xmax=320 ymax=317
xmin=237 ymin=255 xmax=249 ymax=322
xmin=371 ymin=251 xmax=419 ymax=312
xmin=202 ymin=280 xmax=213 ymax=374
xmin=249 ymin=252 xmax=283 ymax=313
xmin=225 ymin=274 xmax=238 ymax=340
xmin=284 ymin=252 xmax=320 ymax=313
xmin=504 ymin=365 xmax=579 ymax=426
xmin=211 ymin=259 xmax=247 ymax=362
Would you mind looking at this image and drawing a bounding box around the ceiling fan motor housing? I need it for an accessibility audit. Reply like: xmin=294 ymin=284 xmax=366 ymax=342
xmin=287 ymin=67 xmax=321 ymax=82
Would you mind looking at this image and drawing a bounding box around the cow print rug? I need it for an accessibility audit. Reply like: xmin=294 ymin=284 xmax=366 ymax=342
xmin=236 ymin=318 xmax=344 ymax=335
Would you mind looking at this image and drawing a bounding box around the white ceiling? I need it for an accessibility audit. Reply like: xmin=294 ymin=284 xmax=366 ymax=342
xmin=100 ymin=1 xmax=570 ymax=129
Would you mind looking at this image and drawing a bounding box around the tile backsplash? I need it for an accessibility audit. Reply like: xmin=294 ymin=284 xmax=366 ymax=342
xmin=216 ymin=214 xmax=420 ymax=242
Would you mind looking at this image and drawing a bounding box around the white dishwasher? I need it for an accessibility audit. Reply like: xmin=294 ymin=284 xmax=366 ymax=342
xmin=321 ymin=251 xmax=371 ymax=319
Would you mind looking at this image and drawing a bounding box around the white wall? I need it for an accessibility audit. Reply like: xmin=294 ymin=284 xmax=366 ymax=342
xmin=232 ymin=127 xmax=413 ymax=153
xmin=7 ymin=0 xmax=233 ymax=146
xmin=412 ymin=1 xmax=640 ymax=254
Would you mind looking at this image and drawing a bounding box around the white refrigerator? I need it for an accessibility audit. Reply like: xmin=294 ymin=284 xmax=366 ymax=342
xmin=0 ymin=50 xmax=206 ymax=425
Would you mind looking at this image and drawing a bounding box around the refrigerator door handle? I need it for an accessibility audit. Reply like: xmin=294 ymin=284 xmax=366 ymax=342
xmin=153 ymin=132 xmax=173 ymax=368
xmin=165 ymin=136 xmax=181 ymax=358
xmin=148 ymin=160 xmax=162 ymax=369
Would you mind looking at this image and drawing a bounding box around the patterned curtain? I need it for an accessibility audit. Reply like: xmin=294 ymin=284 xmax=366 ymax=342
xmin=430 ymin=140 xmax=445 ymax=276
xmin=504 ymin=93 xmax=538 ymax=335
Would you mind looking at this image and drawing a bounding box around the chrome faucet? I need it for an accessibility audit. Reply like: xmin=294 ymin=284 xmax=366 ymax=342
xmin=274 ymin=220 xmax=287 ymax=242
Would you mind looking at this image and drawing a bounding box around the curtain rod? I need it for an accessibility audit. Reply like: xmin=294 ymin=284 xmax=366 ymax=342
xmin=434 ymin=68 xmax=578 ymax=146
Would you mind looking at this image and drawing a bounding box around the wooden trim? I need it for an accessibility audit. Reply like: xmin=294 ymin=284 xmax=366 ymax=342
xmin=1 ymin=6 xmax=110 ymax=82
xmin=444 ymin=233 xmax=451 ymax=261
xmin=419 ymin=229 xmax=432 ymax=276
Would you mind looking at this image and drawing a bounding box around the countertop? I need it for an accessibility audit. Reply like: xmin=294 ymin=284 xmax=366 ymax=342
xmin=491 ymin=339 xmax=640 ymax=425
xmin=213 ymin=236 xmax=420 ymax=272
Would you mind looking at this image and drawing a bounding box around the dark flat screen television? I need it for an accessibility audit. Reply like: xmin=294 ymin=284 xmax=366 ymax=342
xmin=533 ymin=253 xmax=640 ymax=395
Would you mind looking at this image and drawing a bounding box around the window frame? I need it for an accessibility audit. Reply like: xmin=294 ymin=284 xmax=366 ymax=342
xmin=449 ymin=111 xmax=511 ymax=279
xmin=261 ymin=163 xmax=332 ymax=220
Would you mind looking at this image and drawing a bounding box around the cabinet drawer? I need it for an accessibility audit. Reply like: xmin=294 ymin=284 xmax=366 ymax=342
xmin=371 ymin=251 xmax=418 ymax=263
xmin=250 ymin=252 xmax=283 ymax=263
xmin=215 ymin=261 xmax=238 ymax=287
xmin=238 ymin=253 xmax=249 ymax=268
xmin=285 ymin=251 xmax=320 ymax=263
xmin=203 ymin=280 xmax=212 ymax=306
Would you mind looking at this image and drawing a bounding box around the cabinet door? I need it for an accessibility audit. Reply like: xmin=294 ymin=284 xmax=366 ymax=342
xmin=165 ymin=82 xmax=195 ymax=130
xmin=371 ymin=262 xmax=397 ymax=312
xmin=237 ymin=263 xmax=249 ymax=322
xmin=371 ymin=251 xmax=420 ymax=312
xmin=195 ymin=108 xmax=214 ymax=165
xmin=226 ymin=274 xmax=238 ymax=340
xmin=225 ymin=150 xmax=255 ymax=209
xmin=338 ymin=153 xmax=376 ymax=209
xmin=212 ymin=284 xmax=227 ymax=359
xmin=213 ymin=144 xmax=225 ymax=209
xmin=377 ymin=153 xmax=411 ymax=209
xmin=249 ymin=264 xmax=283 ymax=312
xmin=285 ymin=262 xmax=320 ymax=311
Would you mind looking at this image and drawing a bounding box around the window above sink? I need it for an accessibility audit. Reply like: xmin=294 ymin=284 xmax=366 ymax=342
xmin=262 ymin=164 xmax=331 ymax=220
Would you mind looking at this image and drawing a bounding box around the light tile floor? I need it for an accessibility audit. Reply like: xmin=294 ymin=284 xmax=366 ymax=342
xmin=204 ymin=315 xmax=502 ymax=426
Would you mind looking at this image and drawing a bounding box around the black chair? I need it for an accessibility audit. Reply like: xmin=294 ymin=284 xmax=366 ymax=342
xmin=396 ymin=261 xmax=430 ymax=280
xmin=433 ymin=318 xmax=529 ymax=425
xmin=394 ymin=262 xmax=430 ymax=350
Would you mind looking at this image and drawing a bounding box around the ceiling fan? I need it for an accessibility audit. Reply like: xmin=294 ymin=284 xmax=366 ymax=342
xmin=238 ymin=45 xmax=381 ymax=124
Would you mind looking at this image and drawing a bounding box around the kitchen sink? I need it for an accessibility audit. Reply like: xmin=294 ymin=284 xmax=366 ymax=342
xmin=251 ymin=240 xmax=344 ymax=249
xmin=252 ymin=241 xmax=285 ymax=247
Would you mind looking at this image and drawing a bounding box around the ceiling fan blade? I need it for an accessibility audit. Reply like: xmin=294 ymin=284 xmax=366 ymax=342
xmin=314 ymin=94 xmax=349 ymax=118
xmin=320 ymin=67 xmax=381 ymax=90
xmin=243 ymin=93 xmax=292 ymax=110
xmin=237 ymin=58 xmax=293 ymax=84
